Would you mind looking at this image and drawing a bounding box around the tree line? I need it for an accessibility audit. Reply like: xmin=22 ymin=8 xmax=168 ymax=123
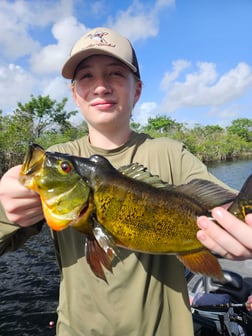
xmin=1 ymin=95 xmax=252 ymax=176
xmin=132 ymin=116 xmax=252 ymax=163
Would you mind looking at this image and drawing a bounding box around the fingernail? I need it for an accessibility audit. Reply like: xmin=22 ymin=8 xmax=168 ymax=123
xmin=196 ymin=230 xmax=206 ymax=241
xmin=212 ymin=207 xmax=224 ymax=219
xmin=197 ymin=217 xmax=209 ymax=229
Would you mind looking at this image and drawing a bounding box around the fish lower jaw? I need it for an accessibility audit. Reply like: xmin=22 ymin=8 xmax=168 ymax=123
xmin=67 ymin=203 xmax=89 ymax=225
xmin=70 ymin=203 xmax=93 ymax=232
xmin=79 ymin=203 xmax=89 ymax=218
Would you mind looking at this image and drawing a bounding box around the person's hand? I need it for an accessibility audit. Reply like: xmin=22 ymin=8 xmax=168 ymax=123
xmin=246 ymin=295 xmax=252 ymax=311
xmin=0 ymin=165 xmax=44 ymax=227
xmin=197 ymin=207 xmax=252 ymax=260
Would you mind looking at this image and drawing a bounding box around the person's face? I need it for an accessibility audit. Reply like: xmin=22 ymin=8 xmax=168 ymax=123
xmin=71 ymin=55 xmax=142 ymax=131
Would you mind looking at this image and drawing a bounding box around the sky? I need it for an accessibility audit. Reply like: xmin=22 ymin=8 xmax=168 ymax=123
xmin=0 ymin=0 xmax=252 ymax=127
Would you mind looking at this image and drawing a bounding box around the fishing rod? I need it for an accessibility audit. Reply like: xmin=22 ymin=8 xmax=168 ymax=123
xmin=191 ymin=302 xmax=252 ymax=310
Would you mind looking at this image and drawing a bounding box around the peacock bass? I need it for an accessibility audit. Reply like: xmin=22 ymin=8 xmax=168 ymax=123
xmin=19 ymin=144 xmax=252 ymax=282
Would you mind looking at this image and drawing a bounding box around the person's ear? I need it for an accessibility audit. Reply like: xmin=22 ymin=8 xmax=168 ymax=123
xmin=71 ymin=83 xmax=80 ymax=107
xmin=134 ymin=80 xmax=142 ymax=105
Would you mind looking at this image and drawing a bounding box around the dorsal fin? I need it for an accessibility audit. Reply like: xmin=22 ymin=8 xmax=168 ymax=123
xmin=175 ymin=179 xmax=237 ymax=209
xmin=119 ymin=163 xmax=237 ymax=209
xmin=118 ymin=163 xmax=173 ymax=189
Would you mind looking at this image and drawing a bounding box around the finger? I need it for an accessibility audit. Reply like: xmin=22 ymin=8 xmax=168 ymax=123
xmin=1 ymin=168 xmax=36 ymax=201
xmin=197 ymin=214 xmax=252 ymax=259
xmin=17 ymin=211 xmax=45 ymax=227
xmin=246 ymin=302 xmax=252 ymax=311
xmin=245 ymin=213 xmax=252 ymax=226
xmin=5 ymin=210 xmax=44 ymax=227
xmin=196 ymin=218 xmax=233 ymax=257
xmin=2 ymin=164 xmax=22 ymax=178
xmin=212 ymin=207 xmax=252 ymax=251
xmin=5 ymin=179 xmax=38 ymax=199
xmin=4 ymin=192 xmax=42 ymax=214
xmin=196 ymin=225 xmax=228 ymax=257
xmin=5 ymin=204 xmax=44 ymax=226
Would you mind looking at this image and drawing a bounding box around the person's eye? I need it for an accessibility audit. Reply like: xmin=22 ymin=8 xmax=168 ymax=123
xmin=77 ymin=72 xmax=93 ymax=81
xmin=110 ymin=71 xmax=124 ymax=78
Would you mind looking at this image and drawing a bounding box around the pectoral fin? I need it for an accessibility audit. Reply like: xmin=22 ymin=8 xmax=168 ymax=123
xmin=84 ymin=235 xmax=114 ymax=283
xmin=84 ymin=219 xmax=120 ymax=282
xmin=177 ymin=249 xmax=224 ymax=281
xmin=92 ymin=217 xmax=120 ymax=261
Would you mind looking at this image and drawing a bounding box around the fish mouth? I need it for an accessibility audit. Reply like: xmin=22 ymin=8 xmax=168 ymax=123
xmin=19 ymin=144 xmax=45 ymax=189
xmin=20 ymin=143 xmax=45 ymax=177
xmin=70 ymin=200 xmax=93 ymax=232
xmin=79 ymin=203 xmax=89 ymax=218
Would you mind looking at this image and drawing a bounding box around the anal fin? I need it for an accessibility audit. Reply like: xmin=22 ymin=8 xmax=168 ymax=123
xmin=177 ymin=249 xmax=224 ymax=281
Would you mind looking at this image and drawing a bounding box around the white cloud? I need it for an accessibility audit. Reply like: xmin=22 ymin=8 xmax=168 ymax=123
xmin=0 ymin=64 xmax=36 ymax=113
xmin=30 ymin=16 xmax=88 ymax=74
xmin=159 ymin=61 xmax=252 ymax=113
xmin=209 ymin=105 xmax=239 ymax=121
xmin=29 ymin=0 xmax=175 ymax=75
xmin=133 ymin=101 xmax=158 ymax=125
xmin=208 ymin=63 xmax=252 ymax=104
xmin=1 ymin=0 xmax=250 ymax=130
xmin=90 ymin=1 xmax=107 ymax=16
xmin=0 ymin=0 xmax=74 ymax=61
xmin=156 ymin=0 xmax=175 ymax=8
xmin=0 ymin=4 xmax=39 ymax=59
xmin=160 ymin=59 xmax=191 ymax=89
xmin=108 ymin=0 xmax=174 ymax=42
xmin=42 ymin=76 xmax=71 ymax=101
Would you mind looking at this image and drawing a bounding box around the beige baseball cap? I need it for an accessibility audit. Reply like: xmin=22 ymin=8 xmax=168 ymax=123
xmin=62 ymin=27 xmax=141 ymax=80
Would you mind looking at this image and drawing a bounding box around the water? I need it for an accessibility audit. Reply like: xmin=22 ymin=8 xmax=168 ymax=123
xmin=207 ymin=158 xmax=252 ymax=190
xmin=0 ymin=158 xmax=251 ymax=335
xmin=0 ymin=225 xmax=59 ymax=335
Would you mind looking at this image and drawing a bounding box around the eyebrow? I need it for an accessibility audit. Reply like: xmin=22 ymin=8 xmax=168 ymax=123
xmin=76 ymin=60 xmax=127 ymax=72
xmin=73 ymin=58 xmax=128 ymax=81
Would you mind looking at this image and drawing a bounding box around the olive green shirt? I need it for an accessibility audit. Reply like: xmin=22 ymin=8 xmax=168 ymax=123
xmin=0 ymin=132 xmax=229 ymax=336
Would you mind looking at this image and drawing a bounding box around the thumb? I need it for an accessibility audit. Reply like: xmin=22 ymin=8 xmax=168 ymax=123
xmin=245 ymin=213 xmax=252 ymax=227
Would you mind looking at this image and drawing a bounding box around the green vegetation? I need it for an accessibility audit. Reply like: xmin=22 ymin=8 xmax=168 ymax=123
xmin=1 ymin=95 xmax=252 ymax=175
xmin=0 ymin=95 xmax=82 ymax=175
xmin=133 ymin=116 xmax=252 ymax=163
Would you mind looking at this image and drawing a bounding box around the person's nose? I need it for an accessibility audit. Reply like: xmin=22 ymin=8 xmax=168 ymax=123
xmin=93 ymin=75 xmax=112 ymax=95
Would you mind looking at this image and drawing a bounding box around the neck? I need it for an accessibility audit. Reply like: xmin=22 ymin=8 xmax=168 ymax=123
xmin=88 ymin=126 xmax=133 ymax=149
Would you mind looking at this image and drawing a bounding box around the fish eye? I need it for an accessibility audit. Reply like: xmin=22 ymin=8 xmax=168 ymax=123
xmin=60 ymin=161 xmax=72 ymax=174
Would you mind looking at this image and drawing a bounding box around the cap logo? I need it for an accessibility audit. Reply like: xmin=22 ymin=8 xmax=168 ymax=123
xmin=86 ymin=31 xmax=115 ymax=48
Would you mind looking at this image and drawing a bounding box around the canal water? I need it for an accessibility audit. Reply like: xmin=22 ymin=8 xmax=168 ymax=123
xmin=207 ymin=158 xmax=252 ymax=190
xmin=0 ymin=225 xmax=59 ymax=336
xmin=0 ymin=158 xmax=251 ymax=335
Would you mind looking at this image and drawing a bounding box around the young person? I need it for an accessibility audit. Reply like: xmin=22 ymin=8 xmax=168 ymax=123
xmin=0 ymin=27 xmax=251 ymax=335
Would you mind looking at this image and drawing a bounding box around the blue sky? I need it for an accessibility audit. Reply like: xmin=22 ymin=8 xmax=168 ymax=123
xmin=0 ymin=0 xmax=252 ymax=127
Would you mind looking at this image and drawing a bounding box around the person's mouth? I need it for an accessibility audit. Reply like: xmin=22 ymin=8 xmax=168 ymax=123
xmin=91 ymin=99 xmax=116 ymax=110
